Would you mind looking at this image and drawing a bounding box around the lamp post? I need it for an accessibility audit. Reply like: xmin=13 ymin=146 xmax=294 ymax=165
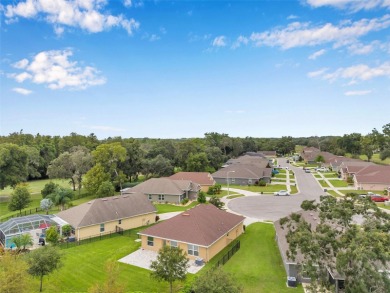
xmin=227 ymin=170 xmax=235 ymax=197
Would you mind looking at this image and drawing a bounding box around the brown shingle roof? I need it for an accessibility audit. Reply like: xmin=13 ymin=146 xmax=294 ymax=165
xmin=212 ymin=164 xmax=272 ymax=180
xmin=355 ymin=165 xmax=390 ymax=184
xmin=139 ymin=204 xmax=245 ymax=247
xmin=56 ymin=193 xmax=156 ymax=228
xmin=124 ymin=178 xmax=199 ymax=196
xmin=169 ymin=172 xmax=215 ymax=186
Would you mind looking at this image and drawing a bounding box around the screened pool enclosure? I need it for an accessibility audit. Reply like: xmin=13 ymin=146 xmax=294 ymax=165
xmin=0 ymin=214 xmax=58 ymax=248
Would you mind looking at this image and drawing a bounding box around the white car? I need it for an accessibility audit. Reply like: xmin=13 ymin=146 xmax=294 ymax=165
xmin=274 ymin=190 xmax=290 ymax=196
xmin=316 ymin=167 xmax=329 ymax=172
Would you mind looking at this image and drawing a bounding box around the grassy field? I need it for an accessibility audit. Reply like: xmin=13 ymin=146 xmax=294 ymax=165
xmin=314 ymin=174 xmax=322 ymax=179
xmin=357 ymin=153 xmax=390 ymax=165
xmin=0 ymin=179 xmax=85 ymax=220
xmin=318 ymin=180 xmax=330 ymax=188
xmin=154 ymin=201 xmax=198 ymax=214
xmin=222 ymin=223 xmax=304 ymax=293
xmin=328 ymin=180 xmax=349 ymax=188
xmin=229 ymin=184 xmax=287 ymax=193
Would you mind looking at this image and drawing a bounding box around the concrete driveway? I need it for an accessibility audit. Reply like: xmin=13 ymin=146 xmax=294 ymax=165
xmin=227 ymin=158 xmax=326 ymax=222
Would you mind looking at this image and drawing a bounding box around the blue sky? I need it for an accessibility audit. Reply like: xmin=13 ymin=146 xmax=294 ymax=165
xmin=1 ymin=0 xmax=390 ymax=139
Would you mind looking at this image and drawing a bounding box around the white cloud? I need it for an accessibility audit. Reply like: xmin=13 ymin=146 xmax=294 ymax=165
xmin=249 ymin=15 xmax=390 ymax=49
xmin=347 ymin=42 xmax=374 ymax=55
xmin=123 ymin=0 xmax=132 ymax=7
xmin=307 ymin=67 xmax=329 ymax=78
xmin=287 ymin=15 xmax=299 ymax=20
xmin=309 ymin=49 xmax=326 ymax=60
xmin=305 ymin=0 xmax=390 ymax=11
xmin=212 ymin=36 xmax=227 ymax=47
xmin=313 ymin=62 xmax=390 ymax=82
xmin=4 ymin=0 xmax=140 ymax=35
xmin=149 ymin=34 xmax=160 ymax=42
xmin=12 ymin=87 xmax=33 ymax=95
xmin=10 ymin=49 xmax=106 ymax=90
xmin=232 ymin=35 xmax=249 ymax=49
xmin=344 ymin=90 xmax=372 ymax=96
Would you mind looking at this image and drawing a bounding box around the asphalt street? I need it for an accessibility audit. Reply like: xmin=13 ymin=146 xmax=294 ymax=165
xmin=227 ymin=158 xmax=326 ymax=222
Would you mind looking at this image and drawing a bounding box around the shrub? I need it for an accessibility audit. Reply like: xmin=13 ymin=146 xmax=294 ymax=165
xmin=258 ymin=180 xmax=266 ymax=186
xmin=181 ymin=198 xmax=189 ymax=205
xmin=62 ymin=224 xmax=72 ymax=237
xmin=41 ymin=182 xmax=59 ymax=199
xmin=347 ymin=176 xmax=354 ymax=185
xmin=155 ymin=215 xmax=160 ymax=222
xmin=197 ymin=191 xmax=206 ymax=203
xmin=207 ymin=186 xmax=216 ymax=195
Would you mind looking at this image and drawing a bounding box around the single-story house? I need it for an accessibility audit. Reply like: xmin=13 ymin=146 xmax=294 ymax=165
xmin=339 ymin=161 xmax=374 ymax=180
xmin=300 ymin=147 xmax=321 ymax=164
xmin=56 ymin=193 xmax=156 ymax=240
xmin=212 ymin=163 xmax=272 ymax=185
xmin=353 ymin=165 xmax=390 ymax=191
xmin=225 ymin=155 xmax=270 ymax=168
xmin=138 ymin=204 xmax=245 ymax=262
xmin=258 ymin=150 xmax=277 ymax=158
xmin=169 ymin=172 xmax=216 ymax=192
xmin=122 ymin=178 xmax=200 ymax=204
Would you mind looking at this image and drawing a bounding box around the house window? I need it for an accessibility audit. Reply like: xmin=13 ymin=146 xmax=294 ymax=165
xmin=248 ymin=179 xmax=252 ymax=184
xmin=148 ymin=194 xmax=152 ymax=200
xmin=147 ymin=236 xmax=154 ymax=246
xmin=100 ymin=224 xmax=105 ymax=233
xmin=231 ymin=178 xmax=235 ymax=183
xmin=188 ymin=244 xmax=199 ymax=256
xmin=171 ymin=241 xmax=178 ymax=248
xmin=158 ymin=195 xmax=165 ymax=201
xmin=118 ymin=219 xmax=122 ymax=224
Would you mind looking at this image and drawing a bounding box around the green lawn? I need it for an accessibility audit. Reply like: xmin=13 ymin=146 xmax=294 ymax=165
xmin=0 ymin=179 xmax=83 ymax=220
xmin=323 ymin=173 xmax=339 ymax=178
xmin=222 ymin=223 xmax=304 ymax=293
xmin=314 ymin=174 xmax=322 ymax=179
xmin=277 ymin=169 xmax=286 ymax=174
xmin=271 ymin=178 xmax=286 ymax=182
xmin=358 ymin=153 xmax=390 ymax=165
xmin=290 ymin=185 xmax=298 ymax=194
xmin=339 ymin=189 xmax=384 ymax=195
xmin=226 ymin=194 xmax=245 ymax=199
xmin=376 ymin=203 xmax=390 ymax=210
xmin=327 ymin=190 xmax=342 ymax=197
xmin=229 ymin=184 xmax=287 ymax=193
xmin=274 ymin=173 xmax=286 ymax=179
xmin=328 ymin=180 xmax=349 ymax=188
xmin=318 ymin=180 xmax=330 ymax=188
xmin=30 ymin=231 xmax=183 ymax=293
xmin=154 ymin=201 xmax=198 ymax=213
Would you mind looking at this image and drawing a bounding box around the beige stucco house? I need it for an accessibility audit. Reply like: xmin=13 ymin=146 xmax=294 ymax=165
xmin=138 ymin=204 xmax=245 ymax=262
xmin=122 ymin=178 xmax=200 ymax=204
xmin=56 ymin=193 xmax=156 ymax=240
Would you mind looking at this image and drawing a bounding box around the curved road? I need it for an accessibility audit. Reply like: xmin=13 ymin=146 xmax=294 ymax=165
xmin=227 ymin=158 xmax=326 ymax=222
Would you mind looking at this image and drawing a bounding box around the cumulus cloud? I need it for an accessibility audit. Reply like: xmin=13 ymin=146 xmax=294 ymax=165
xmin=310 ymin=62 xmax=390 ymax=82
xmin=309 ymin=49 xmax=326 ymax=60
xmin=249 ymin=15 xmax=390 ymax=49
xmin=10 ymin=49 xmax=106 ymax=90
xmin=232 ymin=36 xmax=249 ymax=49
xmin=307 ymin=67 xmax=329 ymax=78
xmin=344 ymin=90 xmax=372 ymax=96
xmin=305 ymin=0 xmax=390 ymax=11
xmin=287 ymin=14 xmax=299 ymax=20
xmin=123 ymin=0 xmax=132 ymax=7
xmin=4 ymin=0 xmax=140 ymax=35
xmin=212 ymin=36 xmax=227 ymax=47
xmin=12 ymin=87 xmax=33 ymax=95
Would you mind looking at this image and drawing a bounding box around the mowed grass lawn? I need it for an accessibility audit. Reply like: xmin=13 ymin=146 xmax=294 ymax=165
xmin=223 ymin=223 xmax=303 ymax=293
xmin=328 ymin=180 xmax=349 ymax=188
xmin=229 ymin=184 xmax=287 ymax=193
xmin=154 ymin=201 xmax=198 ymax=213
xmin=31 ymin=233 xmax=182 ymax=293
xmin=318 ymin=180 xmax=330 ymax=188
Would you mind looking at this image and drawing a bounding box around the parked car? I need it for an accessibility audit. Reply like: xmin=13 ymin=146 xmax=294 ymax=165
xmin=369 ymin=194 xmax=389 ymax=202
xmin=274 ymin=190 xmax=290 ymax=196
xmin=316 ymin=167 xmax=329 ymax=172
xmin=305 ymin=169 xmax=311 ymax=173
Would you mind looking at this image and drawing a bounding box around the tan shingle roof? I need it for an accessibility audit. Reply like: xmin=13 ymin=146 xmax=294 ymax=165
xmin=56 ymin=193 xmax=156 ymax=228
xmin=355 ymin=165 xmax=390 ymax=184
xmin=139 ymin=204 xmax=244 ymax=247
xmin=212 ymin=164 xmax=272 ymax=179
xmin=125 ymin=178 xmax=199 ymax=195
xmin=169 ymin=172 xmax=215 ymax=186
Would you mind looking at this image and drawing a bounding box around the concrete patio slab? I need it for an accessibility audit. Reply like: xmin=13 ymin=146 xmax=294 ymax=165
xmin=118 ymin=248 xmax=204 ymax=274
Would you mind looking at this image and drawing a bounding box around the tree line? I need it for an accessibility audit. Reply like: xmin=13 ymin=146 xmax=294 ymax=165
xmin=1 ymin=124 xmax=390 ymax=193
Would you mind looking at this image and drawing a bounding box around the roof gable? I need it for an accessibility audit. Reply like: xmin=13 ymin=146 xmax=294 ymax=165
xmin=139 ymin=204 xmax=245 ymax=247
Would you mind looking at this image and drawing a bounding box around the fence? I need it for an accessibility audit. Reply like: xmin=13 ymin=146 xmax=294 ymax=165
xmin=58 ymin=228 xmax=132 ymax=249
xmin=213 ymin=240 xmax=240 ymax=269
xmin=0 ymin=207 xmax=44 ymax=223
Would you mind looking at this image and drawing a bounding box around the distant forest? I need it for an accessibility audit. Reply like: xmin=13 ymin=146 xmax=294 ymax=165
xmin=1 ymin=123 xmax=389 ymax=192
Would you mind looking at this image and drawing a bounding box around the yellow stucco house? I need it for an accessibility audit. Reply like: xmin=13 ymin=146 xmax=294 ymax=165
xmin=138 ymin=204 xmax=245 ymax=262
xmin=56 ymin=193 xmax=156 ymax=240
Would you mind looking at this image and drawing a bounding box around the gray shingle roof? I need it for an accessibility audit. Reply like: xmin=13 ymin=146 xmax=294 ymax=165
xmin=139 ymin=204 xmax=245 ymax=247
xmin=124 ymin=178 xmax=199 ymax=195
xmin=212 ymin=164 xmax=272 ymax=179
xmin=56 ymin=193 xmax=156 ymax=228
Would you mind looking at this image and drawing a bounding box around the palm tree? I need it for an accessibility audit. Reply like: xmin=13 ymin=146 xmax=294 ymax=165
xmin=12 ymin=234 xmax=34 ymax=251
xmin=48 ymin=187 xmax=73 ymax=211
